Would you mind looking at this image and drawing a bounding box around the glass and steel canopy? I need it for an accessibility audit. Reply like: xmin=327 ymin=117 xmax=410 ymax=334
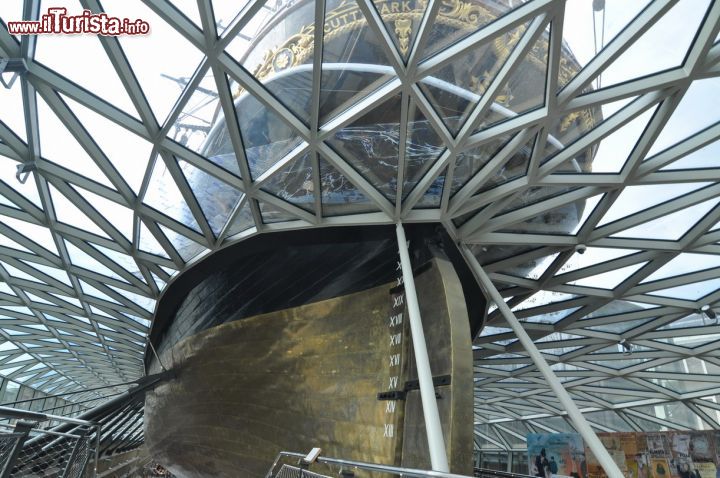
xmin=0 ymin=0 xmax=719 ymax=444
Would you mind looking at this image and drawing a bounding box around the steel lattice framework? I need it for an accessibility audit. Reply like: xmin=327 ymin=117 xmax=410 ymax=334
xmin=0 ymin=0 xmax=720 ymax=447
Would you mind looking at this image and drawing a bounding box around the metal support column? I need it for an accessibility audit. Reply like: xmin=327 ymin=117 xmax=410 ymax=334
xmin=395 ymin=222 xmax=449 ymax=472
xmin=94 ymin=424 xmax=101 ymax=478
xmin=460 ymin=245 xmax=624 ymax=478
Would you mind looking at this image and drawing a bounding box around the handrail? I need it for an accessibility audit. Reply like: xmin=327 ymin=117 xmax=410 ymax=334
xmin=268 ymin=451 xmax=534 ymax=478
xmin=473 ymin=467 xmax=534 ymax=478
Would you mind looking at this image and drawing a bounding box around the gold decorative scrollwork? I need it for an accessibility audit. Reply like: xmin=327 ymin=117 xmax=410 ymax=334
xmin=394 ymin=18 xmax=412 ymax=54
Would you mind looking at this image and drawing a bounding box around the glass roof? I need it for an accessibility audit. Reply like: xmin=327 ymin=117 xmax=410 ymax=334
xmin=1 ymin=0 xmax=719 ymax=441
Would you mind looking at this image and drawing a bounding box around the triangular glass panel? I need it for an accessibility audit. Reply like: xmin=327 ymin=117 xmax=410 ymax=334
xmin=61 ymin=93 xmax=154 ymax=194
xmin=560 ymin=1 xmax=653 ymax=89
xmin=70 ymin=185 xmax=134 ymax=241
xmin=376 ymin=0 xmax=427 ymax=62
xmin=585 ymin=106 xmax=656 ymax=173
xmin=402 ymin=100 xmax=446 ymax=200
xmin=598 ymin=183 xmax=711 ymax=226
xmin=186 ymin=75 xmax=243 ymax=177
xmin=64 ymin=240 xmax=124 ymax=282
xmin=0 ymin=230 xmax=32 ymax=253
xmin=31 ymin=263 xmax=71 ymax=286
xmin=143 ymin=157 xmax=201 ymax=233
xmin=523 ymin=306 xmax=581 ymax=324
xmin=659 ymin=140 xmax=720 ymax=171
xmin=499 ymin=185 xmax=579 ymax=215
xmin=211 ymin=0 xmax=255 ymax=36
xmin=0 ymin=281 xmax=16 ymax=296
xmin=571 ymin=193 xmax=604 ymax=234
xmin=138 ymin=222 xmax=170 ymax=258
xmin=167 ymin=70 xmax=224 ymax=156
xmin=78 ymin=279 xmax=121 ymax=305
xmin=48 ymin=185 xmax=109 ymax=238
xmin=1 ymin=262 xmax=42 ymax=283
xmin=101 ymin=1 xmax=205 ymax=124
xmin=37 ymin=97 xmax=113 ymax=189
xmin=0 ymin=69 xmax=27 ymax=142
xmin=419 ymin=23 xmax=527 ymax=135
xmin=90 ymin=244 xmax=142 ymax=280
xmin=421 ymin=0 xmax=527 ymax=60
xmin=319 ymin=156 xmax=377 ymax=216
xmin=258 ymin=200 xmax=299 ymax=224
xmin=231 ymin=76 xmax=304 ymax=180
xmin=451 ymin=207 xmax=480 ymax=228
xmin=648 ymin=77 xmax=720 ymax=156
xmin=157 ymin=224 xmax=207 ymax=262
xmin=89 ymin=305 xmax=114 ymax=319
xmin=555 ymin=247 xmax=640 ymax=277
xmin=34 ymin=3 xmax=138 ymax=117
xmin=326 ymin=94 xmax=401 ymax=202
xmin=178 ymin=159 xmax=244 ymax=236
xmin=641 ymin=253 xmax=720 ymax=283
xmin=611 ymin=197 xmax=720 ymax=241
xmin=475 ymin=31 xmax=548 ymax=132
xmin=260 ymin=153 xmax=315 ymax=213
xmin=471 ymin=134 xmax=534 ymax=195
xmin=506 ymin=252 xmax=561 ymax=281
xmin=599 ymin=0 xmax=711 ymax=89
xmin=585 ymin=319 xmax=655 ymax=335
xmin=105 ymin=285 xmax=155 ymax=312
xmin=164 ymin=0 xmax=202 ymax=28
xmin=569 ymin=262 xmax=647 ymax=289
xmin=47 ymin=292 xmax=81 ymax=309
xmin=415 ymin=170 xmax=445 ymax=209
xmin=233 ymin=0 xmax=316 ymax=125
xmin=151 ymin=272 xmax=167 ymax=291
xmin=647 ymin=277 xmax=720 ymax=301
xmin=542 ymin=97 xmax=639 ymax=172
xmin=498 ymin=190 xmax=587 ymax=235
xmin=24 ymin=292 xmax=54 ymax=306
xmin=319 ymin=0 xmax=396 ymax=123
xmin=224 ymin=200 xmax=255 ymax=238
xmin=450 ymin=136 xmax=511 ymax=197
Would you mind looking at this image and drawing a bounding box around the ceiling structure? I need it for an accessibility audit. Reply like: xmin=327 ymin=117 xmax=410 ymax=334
xmin=0 ymin=0 xmax=718 ymax=447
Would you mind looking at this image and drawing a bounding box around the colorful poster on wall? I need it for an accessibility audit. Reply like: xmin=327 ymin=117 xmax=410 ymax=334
xmin=635 ymin=453 xmax=651 ymax=478
xmin=648 ymin=434 xmax=669 ymax=457
xmin=527 ymin=433 xmax=587 ymax=478
xmin=650 ymin=457 xmax=671 ymax=478
xmin=693 ymin=462 xmax=716 ymax=478
xmin=671 ymin=433 xmax=694 ymax=478
xmin=526 ymin=430 xmax=720 ymax=478
xmin=585 ymin=433 xmax=628 ymax=478
xmin=690 ymin=433 xmax=714 ymax=462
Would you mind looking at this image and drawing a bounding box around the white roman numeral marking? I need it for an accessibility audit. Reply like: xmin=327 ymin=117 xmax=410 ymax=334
xmin=389 ymin=353 xmax=400 ymax=367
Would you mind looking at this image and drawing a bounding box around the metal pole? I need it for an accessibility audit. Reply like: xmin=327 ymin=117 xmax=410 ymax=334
xmin=396 ymin=222 xmax=449 ymax=472
xmin=459 ymin=245 xmax=624 ymax=478
xmin=94 ymin=423 xmax=101 ymax=478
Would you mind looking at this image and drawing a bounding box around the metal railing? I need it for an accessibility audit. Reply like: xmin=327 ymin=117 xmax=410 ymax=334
xmin=473 ymin=468 xmax=535 ymax=478
xmin=267 ymin=451 xmax=536 ymax=478
xmin=0 ymin=406 xmax=101 ymax=478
